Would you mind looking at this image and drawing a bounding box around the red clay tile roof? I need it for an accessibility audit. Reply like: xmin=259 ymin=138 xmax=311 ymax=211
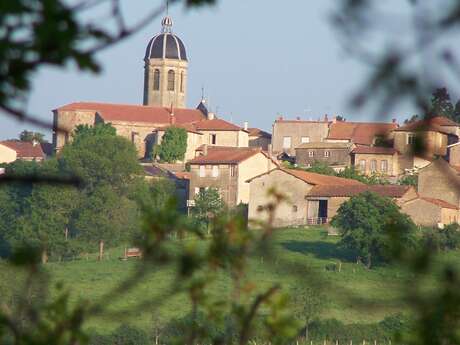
xmin=351 ymin=146 xmax=398 ymax=155
xmin=248 ymin=128 xmax=272 ymax=138
xmin=189 ymin=147 xmax=266 ymax=164
xmin=307 ymin=184 xmax=410 ymax=198
xmin=56 ymin=102 xmax=206 ymax=125
xmin=419 ymin=197 xmax=459 ymax=210
xmin=328 ymin=122 xmax=398 ymax=145
xmin=1 ymin=141 xmax=45 ymax=159
xmin=193 ymin=119 xmax=244 ymax=132
xmin=283 ymin=169 xmax=364 ymax=186
xmin=394 ymin=116 xmax=459 ymax=133
xmin=174 ymin=171 xmax=191 ymax=180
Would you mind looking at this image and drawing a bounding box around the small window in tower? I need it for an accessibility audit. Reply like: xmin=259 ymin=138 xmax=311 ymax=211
xmin=180 ymin=72 xmax=184 ymax=93
xmin=153 ymin=69 xmax=160 ymax=90
xmin=168 ymin=70 xmax=175 ymax=91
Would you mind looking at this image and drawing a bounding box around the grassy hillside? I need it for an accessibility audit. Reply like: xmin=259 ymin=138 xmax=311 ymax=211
xmin=21 ymin=227 xmax=428 ymax=334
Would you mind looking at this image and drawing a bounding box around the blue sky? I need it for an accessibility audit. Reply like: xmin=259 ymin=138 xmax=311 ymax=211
xmin=0 ymin=0 xmax=421 ymax=140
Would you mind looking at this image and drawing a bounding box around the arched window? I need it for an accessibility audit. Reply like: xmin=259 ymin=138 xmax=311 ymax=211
xmin=180 ymin=72 xmax=184 ymax=93
xmin=168 ymin=70 xmax=175 ymax=91
xmin=153 ymin=69 xmax=160 ymax=90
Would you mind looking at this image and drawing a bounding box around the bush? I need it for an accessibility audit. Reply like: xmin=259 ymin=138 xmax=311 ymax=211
xmin=420 ymin=224 xmax=460 ymax=252
xmin=155 ymin=127 xmax=188 ymax=163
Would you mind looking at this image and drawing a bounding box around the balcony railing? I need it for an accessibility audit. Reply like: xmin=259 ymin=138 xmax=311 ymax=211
xmin=307 ymin=217 xmax=329 ymax=225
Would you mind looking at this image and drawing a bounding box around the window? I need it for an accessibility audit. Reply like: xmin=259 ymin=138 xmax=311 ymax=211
xmin=212 ymin=165 xmax=219 ymax=177
xmin=324 ymin=151 xmax=330 ymax=158
xmin=292 ymin=205 xmax=298 ymax=212
xmin=308 ymin=151 xmax=314 ymax=157
xmin=180 ymin=72 xmax=184 ymax=93
xmin=370 ymin=159 xmax=377 ymax=172
xmin=257 ymin=205 xmax=264 ymax=212
xmin=407 ymin=133 xmax=416 ymax=145
xmin=381 ymin=160 xmax=388 ymax=173
xmin=283 ymin=136 xmax=291 ymax=149
xmin=153 ymin=69 xmax=160 ymax=90
xmin=167 ymin=70 xmax=175 ymax=91
xmin=359 ymin=159 xmax=366 ymax=171
xmin=210 ymin=134 xmax=217 ymax=145
xmin=301 ymin=136 xmax=310 ymax=144
xmin=199 ymin=165 xmax=206 ymax=177
xmin=230 ymin=165 xmax=236 ymax=177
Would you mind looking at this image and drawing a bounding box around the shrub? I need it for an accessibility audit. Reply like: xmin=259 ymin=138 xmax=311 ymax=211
xmin=155 ymin=127 xmax=187 ymax=163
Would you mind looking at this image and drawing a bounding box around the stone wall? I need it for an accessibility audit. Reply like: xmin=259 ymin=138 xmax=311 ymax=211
xmin=188 ymin=164 xmax=239 ymax=206
xmin=353 ymin=153 xmax=399 ymax=176
xmin=401 ymin=198 xmax=441 ymax=227
xmin=418 ymin=160 xmax=460 ymax=207
xmin=53 ymin=110 xmax=97 ymax=151
xmin=143 ymin=58 xmax=188 ymax=108
xmin=296 ymin=148 xmax=350 ymax=167
xmin=248 ymin=169 xmax=312 ymax=228
xmin=200 ymin=130 xmax=248 ymax=147
xmin=249 ymin=136 xmax=271 ymax=150
xmin=237 ymin=153 xmax=277 ymax=204
xmin=272 ymin=121 xmax=330 ymax=156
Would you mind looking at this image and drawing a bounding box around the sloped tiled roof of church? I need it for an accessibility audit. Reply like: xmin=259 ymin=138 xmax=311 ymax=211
xmin=327 ymin=121 xmax=398 ymax=145
xmin=56 ymin=102 xmax=206 ymax=124
xmin=193 ymin=119 xmax=245 ymax=132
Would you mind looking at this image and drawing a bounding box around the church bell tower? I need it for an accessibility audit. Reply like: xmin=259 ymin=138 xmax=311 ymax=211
xmin=143 ymin=16 xmax=188 ymax=108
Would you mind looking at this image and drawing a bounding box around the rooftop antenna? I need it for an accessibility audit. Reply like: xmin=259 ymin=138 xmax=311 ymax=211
xmin=201 ymin=86 xmax=206 ymax=103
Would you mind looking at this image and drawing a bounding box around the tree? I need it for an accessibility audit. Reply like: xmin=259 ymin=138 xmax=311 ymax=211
xmin=192 ymin=188 xmax=224 ymax=232
xmin=72 ymin=123 xmax=117 ymax=143
xmin=399 ymin=174 xmax=418 ymax=187
xmin=429 ymin=87 xmax=455 ymax=118
xmin=292 ymin=286 xmax=324 ymax=341
xmin=19 ymin=130 xmax=46 ymax=143
xmin=155 ymin=127 xmax=188 ymax=163
xmin=331 ymin=192 xmax=417 ymax=268
xmin=60 ymin=123 xmax=142 ymax=191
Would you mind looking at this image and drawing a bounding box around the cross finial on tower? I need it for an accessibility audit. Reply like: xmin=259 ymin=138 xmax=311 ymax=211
xmin=161 ymin=1 xmax=173 ymax=33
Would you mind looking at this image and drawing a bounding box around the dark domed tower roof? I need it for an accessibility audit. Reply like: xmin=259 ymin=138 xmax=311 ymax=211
xmin=145 ymin=16 xmax=187 ymax=61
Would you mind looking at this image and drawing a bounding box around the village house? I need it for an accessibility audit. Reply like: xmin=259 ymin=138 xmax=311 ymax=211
xmin=350 ymin=146 xmax=399 ymax=177
xmin=400 ymin=196 xmax=459 ymax=227
xmin=325 ymin=120 xmax=398 ymax=146
xmin=247 ymin=127 xmax=272 ymax=151
xmin=271 ymin=116 xmax=330 ymax=156
xmin=247 ymin=167 xmax=418 ymax=228
xmin=295 ymin=142 xmax=351 ymax=170
xmin=0 ymin=140 xmax=46 ymax=164
xmin=393 ymin=116 xmax=460 ymax=172
xmin=188 ymin=146 xmax=278 ymax=207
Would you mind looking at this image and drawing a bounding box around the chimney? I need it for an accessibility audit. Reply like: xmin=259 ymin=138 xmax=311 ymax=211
xmin=324 ymin=114 xmax=329 ymax=122
xmin=32 ymin=139 xmax=38 ymax=147
xmin=208 ymin=112 xmax=215 ymax=120
xmin=243 ymin=121 xmax=248 ymax=131
xmin=203 ymin=144 xmax=208 ymax=156
xmin=332 ymin=116 xmax=337 ymax=124
xmin=296 ymin=116 xmax=301 ymax=121
xmin=170 ymin=113 xmax=176 ymax=125
xmin=392 ymin=118 xmax=397 ymax=124
xmin=277 ymin=116 xmax=284 ymax=121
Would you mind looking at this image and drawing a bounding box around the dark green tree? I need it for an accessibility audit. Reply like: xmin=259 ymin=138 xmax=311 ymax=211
xmin=429 ymin=87 xmax=455 ymax=118
xmin=60 ymin=124 xmax=142 ymax=191
xmin=71 ymin=185 xmax=139 ymax=248
xmin=72 ymin=123 xmax=117 ymax=143
xmin=192 ymin=188 xmax=224 ymax=232
xmin=19 ymin=130 xmax=46 ymax=143
xmin=155 ymin=127 xmax=188 ymax=163
xmin=331 ymin=191 xmax=417 ymax=268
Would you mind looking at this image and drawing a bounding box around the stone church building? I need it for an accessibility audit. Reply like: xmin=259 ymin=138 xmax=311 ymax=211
xmin=53 ymin=16 xmax=249 ymax=160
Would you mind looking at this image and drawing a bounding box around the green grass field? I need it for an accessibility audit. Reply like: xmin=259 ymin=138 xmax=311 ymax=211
xmin=33 ymin=227 xmax=419 ymax=333
xmin=3 ymin=227 xmax=457 ymax=334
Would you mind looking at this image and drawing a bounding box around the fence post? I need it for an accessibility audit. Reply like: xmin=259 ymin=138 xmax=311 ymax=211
xmin=98 ymin=240 xmax=104 ymax=261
